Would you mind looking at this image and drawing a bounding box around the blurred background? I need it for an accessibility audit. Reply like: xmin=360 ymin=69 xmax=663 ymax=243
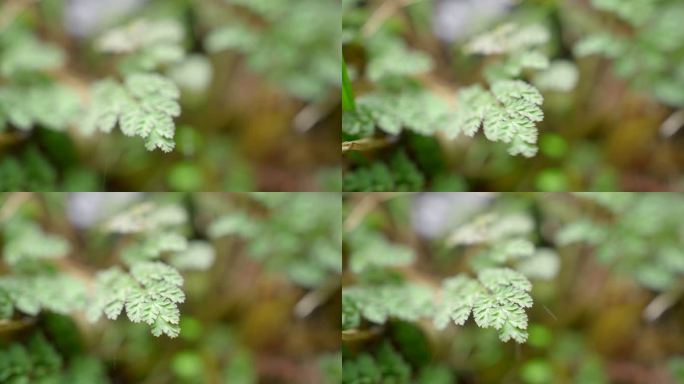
xmin=342 ymin=192 xmax=684 ymax=383
xmin=0 ymin=192 xmax=341 ymax=383
xmin=0 ymin=0 xmax=340 ymax=191
xmin=342 ymin=0 xmax=684 ymax=191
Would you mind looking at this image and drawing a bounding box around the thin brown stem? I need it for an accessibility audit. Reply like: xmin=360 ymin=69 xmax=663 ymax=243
xmin=342 ymin=137 xmax=393 ymax=153
xmin=362 ymin=0 xmax=426 ymax=37
xmin=0 ymin=0 xmax=36 ymax=32
xmin=0 ymin=192 xmax=33 ymax=223
xmin=343 ymin=193 xmax=410 ymax=232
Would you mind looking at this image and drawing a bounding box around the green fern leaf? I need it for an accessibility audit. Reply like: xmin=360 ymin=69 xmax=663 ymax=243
xmin=83 ymin=74 xmax=180 ymax=152
xmin=97 ymin=19 xmax=186 ymax=72
xmin=434 ymin=276 xmax=483 ymax=329
xmin=574 ymin=33 xmax=628 ymax=58
xmin=0 ymin=35 xmax=65 ymax=77
xmin=532 ymin=60 xmax=580 ymax=92
xmin=348 ymin=229 xmax=415 ymax=273
xmin=89 ymin=262 xmax=184 ymax=338
xmin=2 ymin=219 xmax=70 ymax=267
xmin=0 ymin=275 xmax=87 ymax=316
xmin=105 ymin=203 xmax=187 ymax=234
xmin=343 ymin=285 xmax=434 ymax=326
xmin=367 ymin=38 xmax=433 ymax=82
xmin=454 ymin=80 xmax=543 ymax=157
xmin=590 ymin=0 xmax=657 ymax=26
xmin=434 ymin=268 xmax=532 ymax=343
xmin=205 ymin=22 xmax=258 ymax=52
xmin=87 ymin=267 xmax=135 ymax=321
xmin=169 ymin=241 xmax=216 ymax=271
xmin=465 ymin=23 xmax=550 ymax=55
xmin=478 ymin=268 xmax=532 ymax=292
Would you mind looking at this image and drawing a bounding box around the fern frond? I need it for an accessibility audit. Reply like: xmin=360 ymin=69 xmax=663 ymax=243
xmin=342 ymin=343 xmax=412 ymax=384
xmin=590 ymin=0 xmax=658 ymax=26
xmin=0 ymin=34 xmax=65 ymax=77
xmin=205 ymin=0 xmax=339 ymax=100
xmin=344 ymin=267 xmax=534 ymax=343
xmin=0 ymin=334 xmax=62 ymax=382
xmin=86 ymin=202 xmax=195 ymax=337
xmin=454 ymin=80 xmax=543 ymax=157
xmin=169 ymin=241 xmax=216 ymax=271
xmin=82 ymin=73 xmax=181 ymax=152
xmin=353 ymin=80 xmax=544 ymax=157
xmin=447 ymin=213 xmax=534 ymax=245
xmin=0 ymin=85 xmax=81 ymax=132
xmin=343 ymin=284 xmax=435 ymax=326
xmin=532 ymin=60 xmax=580 ymax=92
xmin=342 ymin=108 xmax=375 ymax=137
xmin=104 ymin=203 xmax=187 ymax=234
xmin=555 ymin=220 xmax=606 ymax=246
xmin=205 ymin=21 xmax=258 ymax=53
xmin=208 ymin=194 xmax=341 ymax=288
xmin=465 ymin=23 xmax=550 ymax=55
xmin=433 ymin=276 xmax=483 ymax=329
xmin=574 ymin=33 xmax=628 ymax=58
xmin=2 ymin=219 xmax=70 ymax=267
xmin=556 ymin=193 xmax=684 ymax=292
xmin=86 ymin=267 xmax=133 ymax=321
xmin=348 ymin=229 xmax=415 ymax=273
xmin=89 ymin=262 xmax=185 ymax=338
xmin=97 ymin=19 xmax=185 ymax=72
xmin=0 ymin=275 xmax=87 ymax=316
xmin=343 ymin=152 xmax=425 ymax=192
xmin=487 ymin=238 xmax=536 ymax=262
xmin=366 ymin=38 xmax=433 ymax=82
xmin=207 ymin=212 xmax=259 ymax=238
xmin=436 ymin=268 xmax=532 ymax=343
xmin=355 ymin=91 xmax=450 ymax=136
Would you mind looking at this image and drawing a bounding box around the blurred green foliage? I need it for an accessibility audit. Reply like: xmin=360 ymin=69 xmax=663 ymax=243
xmin=208 ymin=193 xmax=341 ymax=288
xmin=555 ymin=193 xmax=684 ymax=291
xmin=343 ymin=0 xmax=684 ymax=191
xmin=343 ymin=192 xmax=684 ymax=383
xmin=0 ymin=0 xmax=339 ymax=191
xmin=0 ymin=193 xmax=340 ymax=383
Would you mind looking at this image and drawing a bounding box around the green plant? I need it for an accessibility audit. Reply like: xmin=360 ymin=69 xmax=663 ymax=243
xmin=343 ymin=193 xmax=684 ymax=383
xmin=342 ymin=2 xmax=577 ymax=155
xmin=0 ymin=192 xmax=341 ymax=382
xmin=0 ymin=333 xmax=109 ymax=383
xmin=0 ymin=199 xmax=202 ymax=338
xmin=83 ymin=73 xmax=181 ymax=153
xmin=204 ymin=0 xmax=339 ymax=100
xmin=343 ymin=151 xmax=425 ymax=192
xmin=342 ymin=342 xmax=454 ymax=384
xmin=208 ymin=193 xmax=341 ymax=288
xmin=0 ymin=15 xmax=185 ymax=153
xmin=343 ymin=199 xmax=559 ymax=344
xmin=0 ymin=24 xmax=79 ymax=133
xmin=573 ymin=0 xmax=684 ymax=107
xmin=0 ymin=0 xmax=339 ymax=191
xmin=555 ymin=193 xmax=684 ymax=292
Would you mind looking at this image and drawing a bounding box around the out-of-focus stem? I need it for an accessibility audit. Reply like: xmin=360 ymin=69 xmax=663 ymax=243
xmin=0 ymin=192 xmax=32 ymax=223
xmin=0 ymin=0 xmax=37 ymax=32
xmin=342 ymin=59 xmax=356 ymax=112
xmin=342 ymin=137 xmax=393 ymax=153
xmin=361 ymin=0 xmax=426 ymax=37
xmin=0 ymin=318 xmax=36 ymax=334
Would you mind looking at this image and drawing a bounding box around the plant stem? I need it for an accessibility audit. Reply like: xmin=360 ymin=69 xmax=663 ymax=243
xmin=0 ymin=0 xmax=36 ymax=32
xmin=342 ymin=137 xmax=393 ymax=153
xmin=342 ymin=58 xmax=356 ymax=112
